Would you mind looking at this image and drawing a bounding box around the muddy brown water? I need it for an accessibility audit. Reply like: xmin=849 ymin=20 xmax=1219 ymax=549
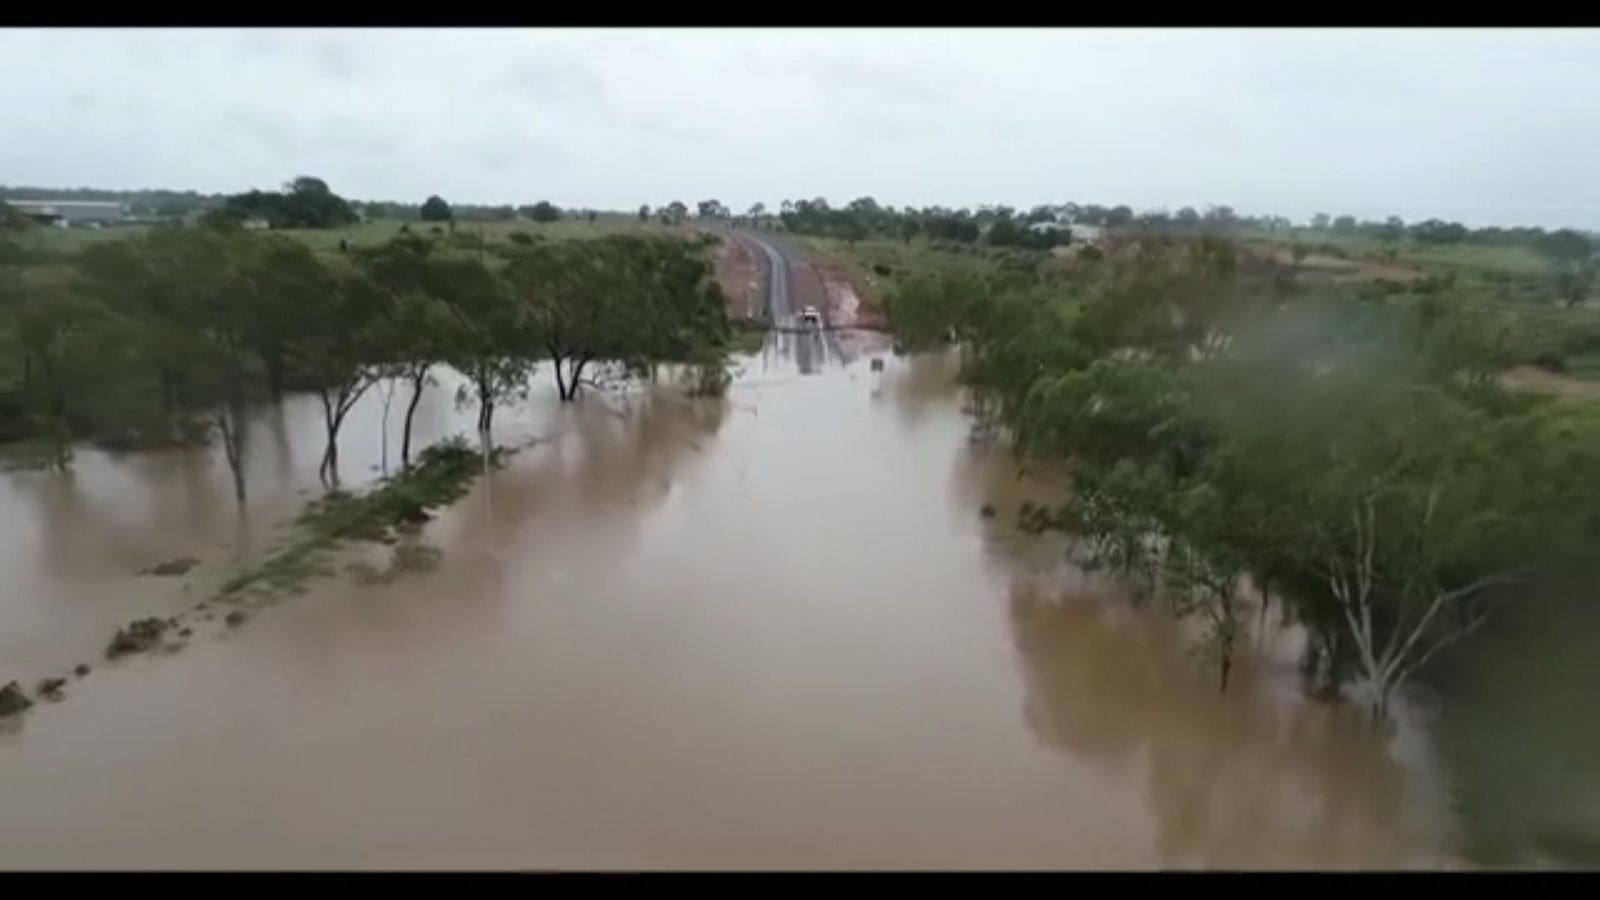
xmin=0 ymin=338 xmax=1455 ymax=869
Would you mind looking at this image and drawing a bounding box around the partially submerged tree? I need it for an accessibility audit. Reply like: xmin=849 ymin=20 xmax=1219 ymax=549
xmin=297 ymin=264 xmax=392 ymax=489
xmin=7 ymin=283 xmax=112 ymax=470
xmin=78 ymin=229 xmax=261 ymax=502
xmin=431 ymin=256 xmax=534 ymax=437
xmin=358 ymin=238 xmax=463 ymax=468
xmin=506 ymin=235 xmax=732 ymax=402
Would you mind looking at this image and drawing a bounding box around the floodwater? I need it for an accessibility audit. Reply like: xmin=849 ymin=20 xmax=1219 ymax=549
xmin=1 ymin=336 xmax=1460 ymax=869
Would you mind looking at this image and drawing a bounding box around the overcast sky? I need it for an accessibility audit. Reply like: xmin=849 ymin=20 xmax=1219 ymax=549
xmin=4 ymin=28 xmax=1600 ymax=229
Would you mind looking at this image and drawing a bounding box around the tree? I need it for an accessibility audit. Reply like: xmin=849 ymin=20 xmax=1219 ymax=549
xmin=697 ymin=199 xmax=730 ymax=220
xmin=877 ymin=235 xmax=1600 ymax=720
xmin=1411 ymin=219 xmax=1469 ymax=245
xmin=294 ymin=264 xmax=392 ymax=489
xmin=1535 ymin=229 xmax=1593 ymax=265
xmin=235 ymin=236 xmax=328 ymax=403
xmin=220 ymin=175 xmax=357 ymax=229
xmin=77 ymin=229 xmax=261 ymax=503
xmin=506 ymin=240 xmax=637 ymax=401
xmin=1534 ymin=229 xmax=1597 ymax=308
xmin=1022 ymin=205 xmax=1056 ymax=225
xmin=283 ymin=176 xmax=358 ymax=227
xmin=1333 ymin=215 xmax=1357 ymax=234
xmin=664 ymin=201 xmax=689 ymax=225
xmin=528 ymin=201 xmax=561 ymax=223
xmin=420 ymin=195 xmax=453 ymax=222
xmin=925 ymin=215 xmax=980 ymax=243
xmin=503 ymin=235 xmax=732 ymax=402
xmin=8 ymin=283 xmax=112 ymax=470
xmin=747 ymin=202 xmax=766 ymax=221
xmin=1300 ymin=395 xmax=1590 ymax=716
xmin=432 ymin=257 xmax=532 ymax=438
xmin=358 ymin=236 xmax=467 ymax=468
xmin=986 ymin=217 xmax=1020 ymax=247
xmin=1311 ymin=213 xmax=1331 ymax=231
xmin=1555 ymin=261 xmax=1597 ymax=309
xmin=638 ymin=204 xmax=651 ymax=223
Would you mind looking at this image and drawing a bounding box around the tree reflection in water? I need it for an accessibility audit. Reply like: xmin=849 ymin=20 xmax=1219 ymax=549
xmin=1004 ymin=582 xmax=1448 ymax=868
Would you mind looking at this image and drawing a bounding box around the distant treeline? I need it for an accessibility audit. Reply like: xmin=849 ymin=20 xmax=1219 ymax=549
xmin=0 ymin=181 xmax=594 ymax=228
xmin=764 ymin=196 xmax=1599 ymax=256
xmin=5 ymin=182 xmax=1596 ymax=252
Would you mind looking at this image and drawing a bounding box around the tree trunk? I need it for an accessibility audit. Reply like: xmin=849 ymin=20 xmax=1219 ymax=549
xmin=323 ymin=440 xmax=340 ymax=489
xmin=265 ymin=351 xmax=285 ymax=404
xmin=229 ymin=445 xmax=246 ymax=503
xmin=216 ymin=405 xmax=247 ymax=505
xmin=553 ymin=355 xmax=569 ymax=401
xmin=566 ymin=357 xmax=590 ymax=401
xmin=317 ymin=389 xmax=345 ymax=490
xmin=475 ymin=375 xmax=495 ymax=436
xmin=377 ymin=377 xmax=397 ymax=476
xmin=1256 ymin=579 xmax=1272 ymax=644
xmin=401 ymin=370 xmax=426 ymax=470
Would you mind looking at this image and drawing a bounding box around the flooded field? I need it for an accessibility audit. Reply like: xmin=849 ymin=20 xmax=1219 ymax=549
xmin=1 ymin=337 xmax=1461 ymax=869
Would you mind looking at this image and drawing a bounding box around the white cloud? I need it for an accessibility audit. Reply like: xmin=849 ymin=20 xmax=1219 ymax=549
xmin=1 ymin=28 xmax=1598 ymax=228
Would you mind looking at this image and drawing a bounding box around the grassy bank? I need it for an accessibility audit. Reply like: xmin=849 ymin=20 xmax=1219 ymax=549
xmin=1 ymin=434 xmax=509 ymax=719
xmin=216 ymin=436 xmax=505 ymax=603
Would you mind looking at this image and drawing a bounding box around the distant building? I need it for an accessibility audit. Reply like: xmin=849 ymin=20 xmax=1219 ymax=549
xmin=6 ymin=200 xmax=127 ymax=229
xmin=1069 ymin=223 xmax=1105 ymax=243
xmin=1026 ymin=220 xmax=1104 ymax=244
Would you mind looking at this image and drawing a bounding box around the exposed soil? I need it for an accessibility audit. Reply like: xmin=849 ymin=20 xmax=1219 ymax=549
xmin=811 ymin=260 xmax=886 ymax=330
xmin=1503 ymin=365 xmax=1600 ymax=401
xmin=1253 ymin=245 xmax=1422 ymax=284
xmin=714 ymin=234 xmax=763 ymax=321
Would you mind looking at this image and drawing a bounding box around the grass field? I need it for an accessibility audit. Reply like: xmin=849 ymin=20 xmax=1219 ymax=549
xmin=1247 ymin=228 xmax=1556 ymax=280
xmin=17 ymin=214 xmax=690 ymax=260
xmin=274 ymin=215 xmax=684 ymax=253
xmin=793 ymin=234 xmax=1005 ymax=298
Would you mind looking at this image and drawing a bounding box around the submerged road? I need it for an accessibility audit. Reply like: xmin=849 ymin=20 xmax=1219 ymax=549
xmin=737 ymin=229 xmax=844 ymax=371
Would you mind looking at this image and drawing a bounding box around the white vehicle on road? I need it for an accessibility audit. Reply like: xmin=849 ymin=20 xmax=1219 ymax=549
xmin=799 ymin=306 xmax=822 ymax=328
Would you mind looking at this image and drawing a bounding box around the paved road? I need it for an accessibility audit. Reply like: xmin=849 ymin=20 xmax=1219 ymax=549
xmin=736 ymin=230 xmax=843 ymax=371
xmin=743 ymin=231 xmax=794 ymax=325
